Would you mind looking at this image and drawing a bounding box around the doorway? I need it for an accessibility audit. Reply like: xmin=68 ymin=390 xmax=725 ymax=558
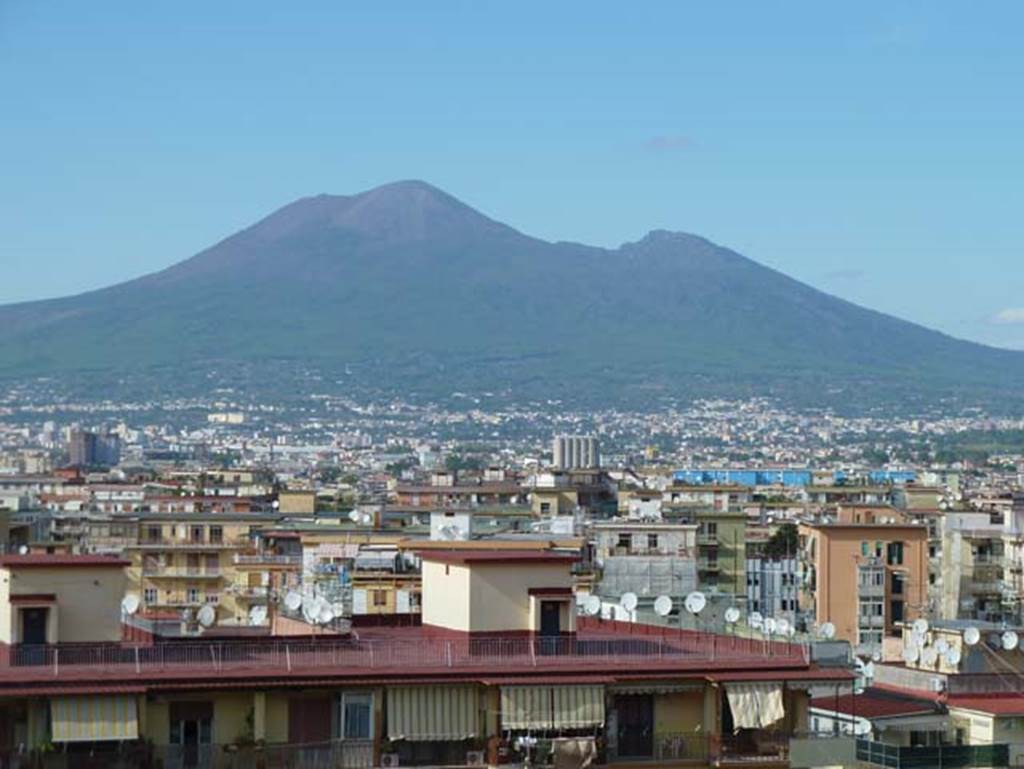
xmin=170 ymin=702 xmax=213 ymax=768
xmin=20 ymin=607 xmax=48 ymax=645
xmin=615 ymin=694 xmax=653 ymax=758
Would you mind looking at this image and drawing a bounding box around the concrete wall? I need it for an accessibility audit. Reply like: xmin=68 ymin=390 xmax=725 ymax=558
xmin=653 ymin=690 xmax=704 ymax=736
xmin=469 ymin=563 xmax=574 ymax=633
xmin=0 ymin=564 xmax=126 ymax=643
xmin=421 ymin=560 xmax=472 ymax=631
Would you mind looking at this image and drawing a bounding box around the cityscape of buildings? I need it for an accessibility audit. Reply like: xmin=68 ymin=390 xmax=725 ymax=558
xmin=1 ymin=387 xmax=1023 ymax=768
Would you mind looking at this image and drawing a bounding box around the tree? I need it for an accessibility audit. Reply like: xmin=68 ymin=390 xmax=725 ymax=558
xmin=763 ymin=522 xmax=799 ymax=559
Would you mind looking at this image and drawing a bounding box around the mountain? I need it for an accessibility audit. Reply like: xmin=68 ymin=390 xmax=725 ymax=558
xmin=1 ymin=180 xmax=1022 ymax=410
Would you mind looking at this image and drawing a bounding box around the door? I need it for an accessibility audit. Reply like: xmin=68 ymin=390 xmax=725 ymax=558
xmin=170 ymin=702 xmax=213 ymax=769
xmin=539 ymin=601 xmax=562 ymax=655
xmin=21 ymin=607 xmax=48 ymax=645
xmin=616 ymin=695 xmax=654 ymax=758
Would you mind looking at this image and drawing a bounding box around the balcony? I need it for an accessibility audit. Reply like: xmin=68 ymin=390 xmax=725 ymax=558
xmin=698 ymin=558 xmax=720 ymax=572
xmin=134 ymin=537 xmax=246 ymax=550
xmin=142 ymin=567 xmax=222 ymax=579
xmin=233 ymin=553 xmax=303 ymax=567
xmin=697 ymin=532 xmax=718 ymax=545
xmin=233 ymin=586 xmax=270 ymax=601
xmin=856 ymin=739 xmax=1009 ymax=769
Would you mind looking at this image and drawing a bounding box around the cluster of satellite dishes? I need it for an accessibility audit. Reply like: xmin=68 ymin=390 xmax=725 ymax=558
xmin=284 ymin=590 xmax=337 ymax=627
xmin=901 ymin=618 xmax=977 ymax=669
xmin=348 ymin=509 xmax=375 ymax=526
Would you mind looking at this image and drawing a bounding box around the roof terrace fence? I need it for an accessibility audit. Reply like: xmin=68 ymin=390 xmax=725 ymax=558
xmin=3 ymin=632 xmax=808 ymax=681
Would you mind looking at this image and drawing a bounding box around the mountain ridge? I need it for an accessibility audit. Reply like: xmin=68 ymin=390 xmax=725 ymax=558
xmin=1 ymin=181 xmax=1021 ymax=410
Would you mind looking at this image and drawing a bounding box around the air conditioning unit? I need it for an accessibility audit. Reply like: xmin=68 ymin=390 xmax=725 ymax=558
xmin=381 ymin=754 xmax=400 ymax=768
xmin=465 ymin=750 xmax=486 ymax=766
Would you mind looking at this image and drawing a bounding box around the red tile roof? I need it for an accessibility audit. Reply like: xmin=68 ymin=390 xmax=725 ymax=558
xmin=0 ymin=555 xmax=130 ymax=568
xmin=947 ymin=696 xmax=1024 ymax=716
xmin=810 ymin=688 xmax=941 ymax=719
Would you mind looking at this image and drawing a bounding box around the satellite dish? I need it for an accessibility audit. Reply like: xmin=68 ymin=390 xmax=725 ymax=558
xmin=964 ymin=627 xmax=981 ymax=646
xmin=921 ymin=646 xmax=939 ymax=667
xmin=749 ymin=611 xmax=764 ymax=629
xmin=180 ymin=608 xmax=195 ymax=623
xmin=910 ymin=631 xmax=925 ymax=649
xmin=864 ymin=661 xmax=875 ymax=678
xmin=584 ymin=595 xmax=602 ymax=616
xmin=935 ymin=639 xmax=950 ymax=655
xmin=945 ymin=647 xmax=962 ymax=666
xmin=653 ymin=595 xmax=673 ymax=617
xmin=724 ymin=607 xmax=741 ymax=624
xmin=763 ymin=617 xmax=778 ymax=634
xmin=302 ymin=595 xmax=317 ymax=614
xmin=1002 ymin=631 xmax=1019 ymax=651
xmin=121 ymin=594 xmax=140 ymax=615
xmin=912 ymin=618 xmax=930 ymax=635
xmin=871 ymin=650 xmax=882 ymax=662
xmin=318 ymin=606 xmax=335 ymax=625
xmin=684 ymin=591 xmax=707 ymax=615
xmin=902 ymin=646 xmax=919 ymax=664
xmin=248 ymin=606 xmax=267 ymax=626
xmin=347 ymin=510 xmax=361 ymax=523
xmin=196 ymin=605 xmax=216 ymax=628
xmin=776 ymin=618 xmax=791 ymax=636
xmin=620 ymin=592 xmax=638 ymax=612
xmin=819 ymin=622 xmax=836 ymax=640
xmin=17 ymin=544 xmax=29 ymax=556
xmin=284 ymin=591 xmax=302 ymax=611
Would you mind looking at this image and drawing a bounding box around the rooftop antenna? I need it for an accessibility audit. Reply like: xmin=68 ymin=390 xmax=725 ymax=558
xmin=902 ymin=645 xmax=920 ymax=664
xmin=935 ymin=638 xmax=950 ymax=655
xmin=284 ymin=591 xmax=303 ymax=612
xmin=1002 ymin=630 xmax=1019 ymax=651
xmin=749 ymin=611 xmax=765 ymax=631
xmin=17 ymin=545 xmax=29 ymax=556
xmin=197 ymin=604 xmax=216 ymax=629
xmin=818 ymin=622 xmax=836 ymax=640
xmin=620 ymin=592 xmax=638 ymax=617
xmin=248 ymin=605 xmax=268 ymax=626
xmin=653 ymin=595 xmax=673 ymax=618
xmin=945 ymin=647 xmax=962 ymax=667
xmin=912 ymin=618 xmax=929 ymax=636
xmin=920 ymin=645 xmax=939 ymax=668
xmin=964 ymin=627 xmax=981 ymax=646
xmin=120 ymin=594 xmax=140 ymax=617
xmin=724 ymin=607 xmax=741 ymax=626
xmin=584 ymin=595 xmax=602 ymax=617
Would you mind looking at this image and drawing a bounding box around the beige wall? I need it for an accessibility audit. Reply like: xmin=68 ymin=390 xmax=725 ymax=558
xmin=0 ymin=565 xmax=126 ymax=643
xmin=421 ymin=560 xmax=472 ymax=631
xmin=654 ymin=690 xmax=704 ymax=736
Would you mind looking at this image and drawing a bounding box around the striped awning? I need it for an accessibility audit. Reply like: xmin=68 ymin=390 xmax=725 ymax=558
xmin=51 ymin=696 xmax=138 ymax=742
xmin=501 ymin=685 xmax=605 ymax=730
xmin=387 ymin=686 xmax=479 ymax=741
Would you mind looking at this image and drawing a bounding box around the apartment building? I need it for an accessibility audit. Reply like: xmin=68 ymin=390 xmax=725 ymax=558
xmin=591 ymin=520 xmax=698 ymax=603
xmin=799 ymin=518 xmax=928 ymax=655
xmin=0 ymin=548 xmax=853 ymax=769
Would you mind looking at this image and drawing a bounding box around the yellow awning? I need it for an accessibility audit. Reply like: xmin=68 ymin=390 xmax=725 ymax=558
xmin=51 ymin=696 xmax=139 ymax=743
xmin=501 ymin=686 xmax=605 ymax=730
xmin=387 ymin=686 xmax=479 ymax=741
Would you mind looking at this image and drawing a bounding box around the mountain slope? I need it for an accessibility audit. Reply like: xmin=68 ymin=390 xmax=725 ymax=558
xmin=1 ymin=180 xmax=1021 ymax=409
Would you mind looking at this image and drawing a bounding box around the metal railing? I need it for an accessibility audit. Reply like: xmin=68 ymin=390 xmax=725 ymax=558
xmin=3 ymin=632 xmax=808 ymax=680
xmin=653 ymin=732 xmax=708 ymax=761
xmin=142 ymin=567 xmax=222 ymax=578
xmin=856 ymin=739 xmax=1010 ymax=769
xmin=233 ymin=553 xmax=303 ymax=566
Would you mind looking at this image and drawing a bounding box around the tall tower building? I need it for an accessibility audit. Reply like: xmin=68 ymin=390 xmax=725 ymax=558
xmin=552 ymin=435 xmax=600 ymax=470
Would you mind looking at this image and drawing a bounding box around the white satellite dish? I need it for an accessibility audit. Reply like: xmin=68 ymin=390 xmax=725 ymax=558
xmin=912 ymin=618 xmax=929 ymax=635
xmin=777 ymin=618 xmax=791 ymax=636
xmin=864 ymin=661 xmax=875 ymax=678
xmin=902 ymin=646 xmax=919 ymax=664
xmin=584 ymin=595 xmax=602 ymax=616
xmin=180 ymin=608 xmax=195 ymax=623
xmin=819 ymin=622 xmax=836 ymax=640
xmin=921 ymin=646 xmax=939 ymax=667
xmin=935 ymin=639 xmax=950 ymax=655
xmin=284 ymin=591 xmax=303 ymax=611
xmin=248 ymin=605 xmax=268 ymax=626
xmin=620 ymin=592 xmax=638 ymax=612
xmin=17 ymin=544 xmax=29 ymax=556
xmin=724 ymin=607 xmax=741 ymax=624
xmin=964 ymin=627 xmax=981 ymax=646
xmin=197 ymin=604 xmax=216 ymax=628
xmin=945 ymin=647 xmax=962 ymax=666
xmin=1002 ymin=631 xmax=1019 ymax=651
xmin=318 ymin=605 xmax=335 ymax=625
xmin=749 ymin=611 xmax=764 ymax=629
xmin=347 ymin=510 xmax=361 ymax=523
xmin=684 ymin=591 xmax=707 ymax=615
xmin=121 ymin=594 xmax=140 ymax=615
xmin=653 ymin=595 xmax=673 ymax=617
xmin=871 ymin=650 xmax=882 ymax=662
xmin=763 ymin=617 xmax=778 ymax=634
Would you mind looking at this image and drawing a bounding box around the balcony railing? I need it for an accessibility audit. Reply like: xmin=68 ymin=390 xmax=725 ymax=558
xmin=233 ymin=553 xmax=303 ymax=566
xmin=3 ymin=632 xmax=809 ymax=681
xmin=142 ymin=567 xmax=222 ymax=578
xmin=856 ymin=739 xmax=1009 ymax=769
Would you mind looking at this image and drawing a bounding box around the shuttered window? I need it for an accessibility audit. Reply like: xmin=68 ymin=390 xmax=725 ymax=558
xmin=387 ymin=686 xmax=479 ymax=741
xmin=51 ymin=696 xmax=139 ymax=742
xmin=501 ymin=685 xmax=605 ymax=730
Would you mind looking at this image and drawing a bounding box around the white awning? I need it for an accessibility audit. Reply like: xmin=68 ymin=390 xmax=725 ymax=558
xmin=501 ymin=685 xmax=605 ymax=730
xmin=725 ymin=683 xmax=785 ymax=730
xmin=388 ymin=686 xmax=479 ymax=741
xmin=51 ymin=696 xmax=138 ymax=742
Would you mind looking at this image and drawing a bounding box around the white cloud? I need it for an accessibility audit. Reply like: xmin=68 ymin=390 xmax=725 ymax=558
xmin=991 ymin=308 xmax=1024 ymax=325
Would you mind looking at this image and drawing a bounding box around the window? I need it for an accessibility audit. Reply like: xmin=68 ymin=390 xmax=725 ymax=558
xmin=147 ymin=525 xmax=162 ymax=543
xmin=210 ymin=526 xmax=223 ymax=544
xmin=205 ymin=554 xmax=219 ymax=574
xmin=647 ymin=533 xmax=659 ymax=550
xmin=887 ymin=541 xmax=905 ymax=566
xmin=372 ymin=590 xmax=387 ymax=607
xmin=861 ymin=541 xmax=869 ymax=557
xmin=144 ymin=587 xmax=158 ymax=604
xmin=187 ymin=588 xmax=200 ymax=603
xmin=341 ymin=693 xmax=373 ymax=740
xmin=617 ymin=533 xmax=631 ymax=550
xmin=707 ymin=522 xmax=718 ymax=536
xmin=890 ymin=600 xmax=904 ymax=623
xmin=205 ymin=594 xmax=219 ymax=604
xmin=891 ymin=572 xmax=905 ymax=595
xmin=540 ymin=502 xmax=551 ymax=514
xmin=190 ymin=526 xmax=204 ymax=543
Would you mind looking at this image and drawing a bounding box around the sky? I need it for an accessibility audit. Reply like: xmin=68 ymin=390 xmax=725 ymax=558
xmin=2 ymin=2 xmax=1022 ymax=349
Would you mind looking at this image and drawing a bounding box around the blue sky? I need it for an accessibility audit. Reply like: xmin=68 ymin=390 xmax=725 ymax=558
xmin=2 ymin=2 xmax=1022 ymax=348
